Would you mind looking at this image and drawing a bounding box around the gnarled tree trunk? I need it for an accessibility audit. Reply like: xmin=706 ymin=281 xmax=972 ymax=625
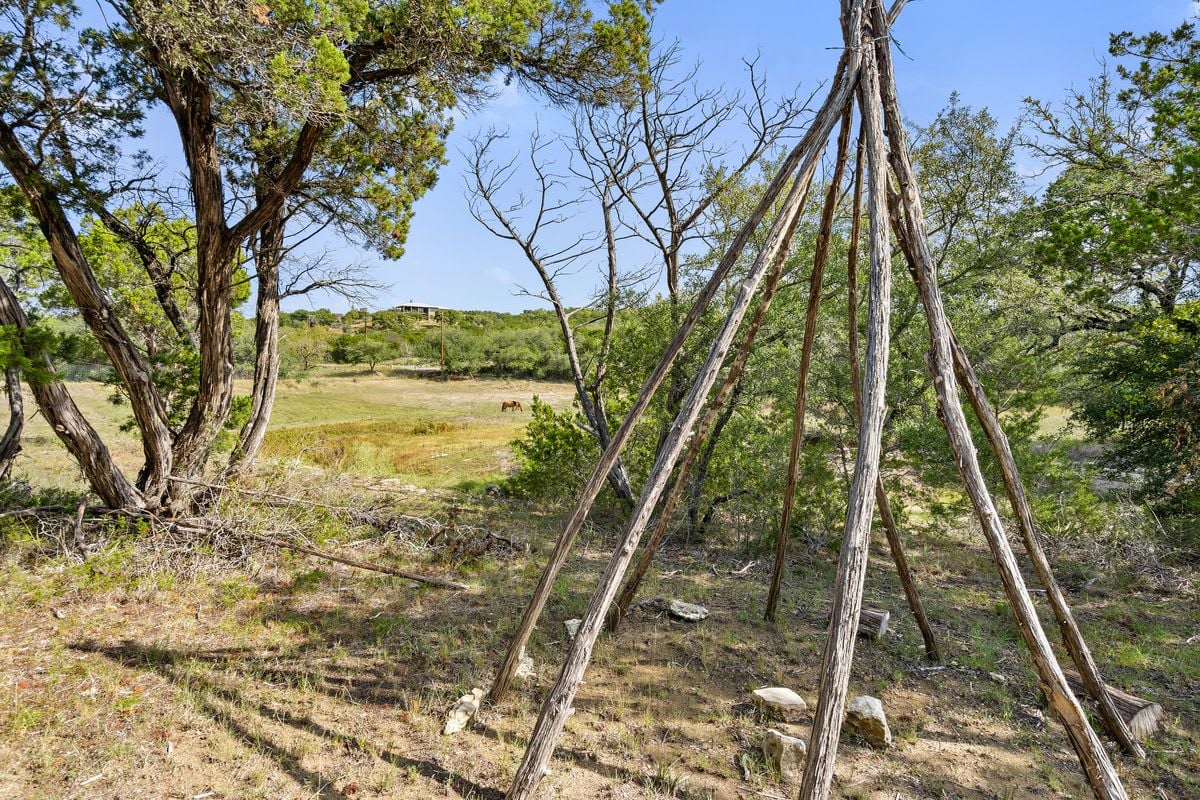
xmin=0 ymin=275 xmax=140 ymax=508
xmin=1 ymin=368 xmax=22 ymax=481
xmin=227 ymin=211 xmax=284 ymax=477
xmin=0 ymin=119 xmax=173 ymax=505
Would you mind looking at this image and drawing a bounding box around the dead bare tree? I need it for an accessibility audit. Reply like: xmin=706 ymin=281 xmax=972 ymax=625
xmin=581 ymin=43 xmax=810 ymax=434
xmin=466 ymin=128 xmax=637 ymax=505
xmin=485 ymin=49 xmax=838 ymax=707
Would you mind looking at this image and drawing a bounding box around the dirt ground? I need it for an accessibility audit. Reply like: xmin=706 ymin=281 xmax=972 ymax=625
xmin=1 ymin=476 xmax=1196 ymax=800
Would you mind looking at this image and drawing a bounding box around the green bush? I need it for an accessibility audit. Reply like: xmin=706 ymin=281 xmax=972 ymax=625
xmin=506 ymin=396 xmax=598 ymax=500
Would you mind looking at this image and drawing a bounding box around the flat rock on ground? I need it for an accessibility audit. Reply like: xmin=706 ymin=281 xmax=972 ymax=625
xmin=443 ymin=687 xmax=485 ymax=735
xmin=666 ymin=600 xmax=709 ymax=621
xmin=752 ymin=687 xmax=808 ymax=723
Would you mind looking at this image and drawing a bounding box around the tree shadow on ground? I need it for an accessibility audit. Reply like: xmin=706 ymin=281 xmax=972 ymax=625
xmin=74 ymin=639 xmax=506 ymax=800
xmin=73 ymin=634 xmax=721 ymax=800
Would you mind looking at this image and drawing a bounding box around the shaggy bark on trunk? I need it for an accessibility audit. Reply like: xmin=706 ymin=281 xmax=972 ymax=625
xmin=227 ymin=211 xmax=285 ymax=477
xmin=845 ymin=132 xmax=941 ymax=662
xmin=946 ymin=330 xmax=1143 ymax=756
xmin=91 ymin=206 xmax=195 ymax=348
xmin=0 ymin=275 xmax=140 ymax=508
xmin=0 ymin=119 xmax=174 ymax=505
xmin=797 ymin=17 xmax=891 ymax=796
xmin=1 ymin=368 xmax=22 ymax=481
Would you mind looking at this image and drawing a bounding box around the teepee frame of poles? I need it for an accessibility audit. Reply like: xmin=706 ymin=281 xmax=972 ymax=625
xmin=492 ymin=3 xmax=1144 ymax=798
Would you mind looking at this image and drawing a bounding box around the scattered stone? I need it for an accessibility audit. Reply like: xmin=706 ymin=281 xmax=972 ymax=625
xmin=987 ymin=671 xmax=1008 ymax=685
xmin=845 ymin=695 xmax=892 ymax=749
xmin=666 ymin=599 xmax=709 ymax=622
xmin=564 ymin=619 xmax=582 ymax=639
xmin=514 ymin=651 xmax=535 ymax=681
xmin=761 ymin=728 xmax=807 ymax=783
xmin=751 ymin=687 xmax=808 ymax=723
xmin=442 ymin=687 xmax=485 ymax=735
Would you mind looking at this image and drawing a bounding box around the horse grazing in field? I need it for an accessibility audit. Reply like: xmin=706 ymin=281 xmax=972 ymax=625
xmin=501 ymin=400 xmax=524 ymax=412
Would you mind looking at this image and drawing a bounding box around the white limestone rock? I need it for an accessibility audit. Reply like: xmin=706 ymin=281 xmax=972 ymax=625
xmin=442 ymin=687 xmax=485 ymax=735
xmin=761 ymin=728 xmax=807 ymax=783
xmin=514 ymin=650 xmax=535 ymax=681
xmin=751 ymin=686 xmax=808 ymax=723
xmin=845 ymin=694 xmax=892 ymax=749
xmin=666 ymin=599 xmax=709 ymax=622
xmin=564 ymin=619 xmax=582 ymax=639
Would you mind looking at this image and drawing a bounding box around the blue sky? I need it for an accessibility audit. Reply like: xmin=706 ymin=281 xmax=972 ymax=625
xmin=104 ymin=1 xmax=1199 ymax=314
xmin=361 ymin=0 xmax=1197 ymax=314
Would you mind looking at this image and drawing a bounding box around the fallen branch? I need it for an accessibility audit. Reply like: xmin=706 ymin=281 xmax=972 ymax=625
xmin=25 ymin=502 xmax=470 ymax=591
xmin=241 ymin=531 xmax=468 ymax=590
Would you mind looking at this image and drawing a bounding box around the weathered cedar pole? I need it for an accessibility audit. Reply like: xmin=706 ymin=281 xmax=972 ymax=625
xmin=487 ymin=54 xmax=854 ymax=706
xmin=503 ymin=48 xmax=861 ymax=800
xmin=795 ymin=18 xmax=893 ymax=800
xmin=948 ymin=333 xmax=1144 ymax=757
xmin=606 ymin=151 xmax=817 ymax=631
xmin=870 ymin=1 xmax=1130 ymax=796
xmin=763 ymin=106 xmax=855 ymax=622
xmin=845 ymin=131 xmax=941 ymax=662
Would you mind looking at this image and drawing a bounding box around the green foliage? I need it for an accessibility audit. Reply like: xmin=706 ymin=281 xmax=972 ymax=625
xmin=1026 ymin=18 xmax=1199 ymax=535
xmin=279 ymin=325 xmax=333 ymax=373
xmin=506 ymin=396 xmax=596 ymax=500
xmin=329 ymin=332 xmax=400 ymax=371
xmin=1072 ymin=303 xmax=1200 ymax=520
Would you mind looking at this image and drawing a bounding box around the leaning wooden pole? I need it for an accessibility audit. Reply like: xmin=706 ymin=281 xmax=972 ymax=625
xmin=845 ymin=131 xmax=941 ymax=662
xmin=607 ymin=178 xmax=808 ymax=632
xmin=869 ymin=2 xmax=1129 ymax=797
xmin=763 ymin=105 xmax=855 ymax=622
xmin=948 ymin=334 xmax=1144 ymax=757
xmin=884 ymin=197 xmax=1140 ymax=747
xmin=503 ymin=38 xmax=861 ymax=800
xmin=487 ymin=52 xmax=856 ymax=707
xmin=795 ymin=19 xmax=893 ymax=800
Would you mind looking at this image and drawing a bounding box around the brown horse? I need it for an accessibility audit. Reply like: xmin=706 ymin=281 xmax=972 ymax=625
xmin=501 ymin=400 xmax=523 ymax=412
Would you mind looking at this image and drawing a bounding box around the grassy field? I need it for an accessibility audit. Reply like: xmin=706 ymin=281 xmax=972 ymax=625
xmin=2 ymin=371 xmax=1197 ymax=800
xmin=13 ymin=368 xmax=576 ymax=491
